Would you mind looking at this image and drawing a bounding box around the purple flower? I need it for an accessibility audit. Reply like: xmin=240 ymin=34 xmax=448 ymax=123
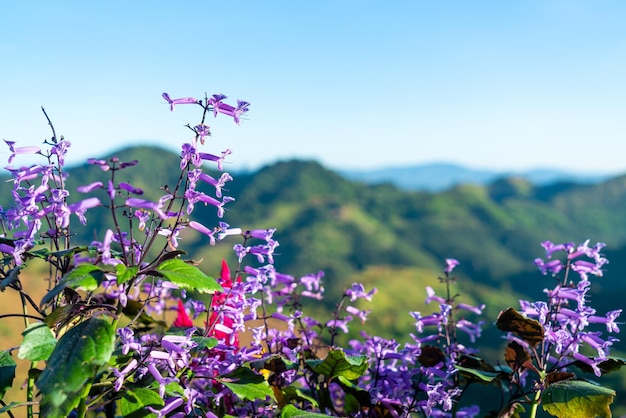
xmin=118 ymin=328 xmax=141 ymax=355
xmin=580 ymin=331 xmax=616 ymax=358
xmin=456 ymin=319 xmax=484 ymax=343
xmin=77 ymin=181 xmax=103 ymax=193
xmin=50 ymin=139 xmax=71 ymax=167
xmin=540 ymin=240 xmax=571 ymax=258
xmin=326 ymin=316 xmax=352 ymax=334
xmin=346 ymin=305 xmax=371 ymax=323
xmin=188 ymin=221 xmax=216 ymax=245
xmin=180 ymin=143 xmax=201 ymax=169
xmin=134 ymin=209 xmax=151 ymax=232
xmin=184 ymin=190 xmax=234 ymax=218
xmin=410 ymin=311 xmax=443 ymax=333
xmin=4 ymin=140 xmax=41 ymax=164
xmin=147 ymin=362 xmax=179 ymax=397
xmin=0 ymin=243 xmax=15 ymax=255
xmin=444 ymin=258 xmax=459 ymax=274
xmin=208 ymin=95 xmax=250 ymax=124
xmin=147 ymin=396 xmax=184 ymax=418
xmin=425 ymin=286 xmax=446 ymax=305
xmin=198 ymin=148 xmax=232 ymax=171
xmin=162 ymin=92 xmax=198 ymax=111
xmin=87 ymin=158 xmax=110 ymax=171
xmin=534 ymin=258 xmax=564 ymax=275
xmin=572 ymin=352 xmax=602 ymax=377
xmin=101 ymin=229 xmax=122 ymax=266
xmin=345 ymin=283 xmax=377 ymax=302
xmin=188 ymin=169 xmax=232 ymax=198
xmin=194 ymin=124 xmax=210 ymax=144
xmin=67 ymin=197 xmax=101 ymax=225
xmin=426 ymin=382 xmax=462 ymax=412
xmin=588 ymin=309 xmax=622 ymax=333
xmin=217 ymin=224 xmax=243 ymax=240
xmin=571 ymin=259 xmax=606 ymax=277
xmin=119 ymin=182 xmax=144 ymax=195
xmin=125 ymin=196 xmax=173 ymax=220
xmin=111 ymin=358 xmax=138 ymax=392
xmin=456 ymin=302 xmax=485 ymax=315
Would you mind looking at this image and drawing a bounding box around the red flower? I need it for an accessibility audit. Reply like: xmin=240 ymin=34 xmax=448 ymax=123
xmin=173 ymin=299 xmax=193 ymax=328
xmin=206 ymin=259 xmax=240 ymax=348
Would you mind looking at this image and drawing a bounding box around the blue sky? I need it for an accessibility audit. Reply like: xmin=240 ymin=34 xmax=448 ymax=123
xmin=2 ymin=1 xmax=626 ymax=174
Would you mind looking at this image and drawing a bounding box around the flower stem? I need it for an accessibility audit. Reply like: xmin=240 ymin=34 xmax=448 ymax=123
xmin=529 ymin=388 xmax=541 ymax=418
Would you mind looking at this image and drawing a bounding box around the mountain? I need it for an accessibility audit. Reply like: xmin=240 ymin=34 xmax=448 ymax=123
xmin=5 ymin=146 xmax=626 ymax=303
xmin=341 ymin=162 xmax=613 ymax=191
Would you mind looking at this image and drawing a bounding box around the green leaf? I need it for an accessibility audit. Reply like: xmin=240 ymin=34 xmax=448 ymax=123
xmin=454 ymin=364 xmax=500 ymax=383
xmin=116 ymin=264 xmax=139 ymax=285
xmin=218 ymin=367 xmax=275 ymax=402
xmin=335 ymin=376 xmax=372 ymax=412
xmin=0 ymin=350 xmax=16 ymax=400
xmin=44 ymin=304 xmax=86 ymax=329
xmin=0 ymin=267 xmax=21 ymax=291
xmin=191 ymin=336 xmax=218 ymax=351
xmin=41 ymin=264 xmax=105 ymax=305
xmin=542 ymin=380 xmax=615 ymax=418
xmin=36 ymin=317 xmax=115 ymax=418
xmin=25 ymin=247 xmax=51 ymax=259
xmin=153 ymin=259 xmax=223 ymax=294
xmin=18 ymin=322 xmax=57 ymax=362
xmin=496 ymin=307 xmax=544 ymax=347
xmin=306 ymin=349 xmax=368 ymax=380
xmin=120 ymin=387 xmax=164 ymax=417
xmin=48 ymin=246 xmax=90 ymax=259
xmin=281 ymin=404 xmax=334 ymax=417
xmin=281 ymin=386 xmax=319 ymax=408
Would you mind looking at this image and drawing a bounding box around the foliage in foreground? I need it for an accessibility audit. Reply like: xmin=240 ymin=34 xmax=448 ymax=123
xmin=0 ymin=92 xmax=624 ymax=417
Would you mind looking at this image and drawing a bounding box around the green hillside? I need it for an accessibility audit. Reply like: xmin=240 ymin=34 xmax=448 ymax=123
xmin=27 ymin=146 xmax=623 ymax=337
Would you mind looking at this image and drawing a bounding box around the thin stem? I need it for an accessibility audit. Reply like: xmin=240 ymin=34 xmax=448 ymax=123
xmin=529 ymin=387 xmax=542 ymax=418
xmin=76 ymin=383 xmax=91 ymax=418
xmin=41 ymin=107 xmax=58 ymax=143
xmin=0 ymin=313 xmax=45 ymax=321
xmin=26 ymin=365 xmax=35 ymax=418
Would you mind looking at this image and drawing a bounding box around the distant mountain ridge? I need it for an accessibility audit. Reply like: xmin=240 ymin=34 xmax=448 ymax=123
xmin=341 ymin=162 xmax=614 ymax=191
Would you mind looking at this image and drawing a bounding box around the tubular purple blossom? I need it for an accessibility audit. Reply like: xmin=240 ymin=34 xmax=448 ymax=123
xmin=588 ymin=309 xmax=622 ymax=333
xmin=199 ymin=148 xmax=232 ymax=171
xmin=162 ymin=92 xmax=199 ymax=111
xmin=456 ymin=302 xmax=485 ymax=315
xmin=119 ymin=182 xmax=144 ymax=195
xmin=188 ymin=221 xmax=217 ymax=245
xmin=245 ymin=228 xmax=276 ymax=241
xmin=444 ymin=258 xmax=459 ymax=274
xmin=208 ymin=95 xmax=250 ymax=123
xmin=0 ymin=243 xmax=15 ymax=254
xmin=425 ymin=286 xmax=446 ymax=305
xmin=77 ymin=181 xmax=103 ymax=193
xmin=194 ymin=124 xmax=210 ymax=144
xmin=125 ymin=197 xmax=172 ymax=220
xmin=534 ymin=258 xmax=563 ymax=275
xmin=4 ymin=140 xmax=41 ymax=164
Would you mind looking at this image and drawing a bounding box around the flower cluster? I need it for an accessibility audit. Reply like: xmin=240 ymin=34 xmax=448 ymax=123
xmin=0 ymin=93 xmax=623 ymax=418
xmin=522 ymin=240 xmax=621 ymax=377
